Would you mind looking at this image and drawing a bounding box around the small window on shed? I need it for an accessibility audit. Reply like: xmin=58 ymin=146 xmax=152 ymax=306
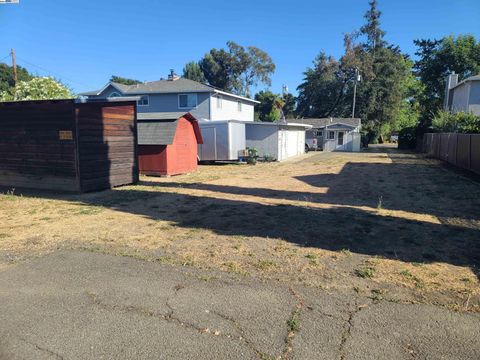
xmin=179 ymin=94 xmax=197 ymax=108
xmin=237 ymin=101 xmax=242 ymax=112
xmin=328 ymin=131 xmax=335 ymax=140
xmin=137 ymin=95 xmax=149 ymax=106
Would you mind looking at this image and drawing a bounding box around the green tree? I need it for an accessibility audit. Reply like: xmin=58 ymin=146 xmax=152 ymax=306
xmin=296 ymin=52 xmax=349 ymax=118
xmin=182 ymin=61 xmax=206 ymax=83
xmin=0 ymin=63 xmax=33 ymax=93
xmin=198 ymin=41 xmax=275 ymax=96
xmin=110 ymin=75 xmax=142 ymax=85
xmin=414 ymin=35 xmax=480 ymax=131
xmin=254 ymin=90 xmax=290 ymax=122
xmin=199 ymin=48 xmax=235 ymax=91
xmin=297 ymin=0 xmax=412 ymax=142
xmin=254 ymin=90 xmax=277 ymax=121
xmin=282 ymin=93 xmax=297 ymax=118
xmin=360 ymin=0 xmax=386 ymax=50
xmin=1 ymin=77 xmax=73 ymax=101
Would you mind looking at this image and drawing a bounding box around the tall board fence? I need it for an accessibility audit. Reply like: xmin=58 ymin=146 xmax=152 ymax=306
xmin=422 ymin=133 xmax=480 ymax=175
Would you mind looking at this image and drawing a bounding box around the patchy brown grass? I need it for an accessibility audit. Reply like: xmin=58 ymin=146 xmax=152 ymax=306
xmin=0 ymin=148 xmax=479 ymax=311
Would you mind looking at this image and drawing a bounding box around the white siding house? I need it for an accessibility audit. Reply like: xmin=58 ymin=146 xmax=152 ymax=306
xmin=289 ymin=118 xmax=362 ymax=152
xmin=444 ymin=73 xmax=480 ymax=116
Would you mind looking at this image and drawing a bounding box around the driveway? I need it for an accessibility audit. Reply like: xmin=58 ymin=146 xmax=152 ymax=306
xmin=0 ymin=250 xmax=479 ymax=359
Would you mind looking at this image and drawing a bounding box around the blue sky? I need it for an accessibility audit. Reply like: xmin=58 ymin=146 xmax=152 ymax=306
xmin=0 ymin=0 xmax=479 ymax=95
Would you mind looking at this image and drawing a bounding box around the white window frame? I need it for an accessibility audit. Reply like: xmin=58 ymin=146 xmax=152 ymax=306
xmin=109 ymin=92 xmax=121 ymax=98
xmin=237 ymin=101 xmax=242 ymax=112
xmin=178 ymin=93 xmax=198 ymax=109
xmin=217 ymin=95 xmax=223 ymax=109
xmin=328 ymin=131 xmax=335 ymax=140
xmin=137 ymin=95 xmax=149 ymax=106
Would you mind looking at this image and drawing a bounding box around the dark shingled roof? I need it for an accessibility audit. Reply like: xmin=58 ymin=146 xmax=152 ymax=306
xmin=287 ymin=118 xmax=361 ymax=129
xmin=113 ymin=78 xmax=214 ymax=94
xmin=137 ymin=112 xmax=203 ymax=145
xmin=138 ymin=120 xmax=178 ymax=145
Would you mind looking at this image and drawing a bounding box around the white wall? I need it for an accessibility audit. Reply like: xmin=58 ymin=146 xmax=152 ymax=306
xmin=452 ymin=83 xmax=471 ymax=113
xmin=210 ymin=93 xmax=255 ymax=121
xmin=468 ymin=82 xmax=480 ymax=116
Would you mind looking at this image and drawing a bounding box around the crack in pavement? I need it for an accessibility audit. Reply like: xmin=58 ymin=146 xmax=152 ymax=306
xmin=209 ymin=309 xmax=268 ymax=360
xmin=19 ymin=337 xmax=64 ymax=359
xmin=281 ymin=286 xmax=305 ymax=360
xmin=338 ymin=299 xmax=372 ymax=360
xmin=85 ymin=289 xmax=259 ymax=355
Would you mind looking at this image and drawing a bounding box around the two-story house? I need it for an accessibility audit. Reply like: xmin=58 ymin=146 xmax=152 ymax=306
xmin=444 ymin=73 xmax=480 ymax=116
xmin=80 ymin=72 xmax=259 ymax=122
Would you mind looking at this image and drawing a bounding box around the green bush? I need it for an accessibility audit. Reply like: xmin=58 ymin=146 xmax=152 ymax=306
xmin=432 ymin=111 xmax=480 ymax=134
xmin=398 ymin=126 xmax=417 ymax=149
xmin=246 ymin=147 xmax=259 ymax=165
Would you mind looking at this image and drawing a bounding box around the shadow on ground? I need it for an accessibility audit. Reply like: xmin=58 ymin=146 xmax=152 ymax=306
xmin=3 ymin=149 xmax=480 ymax=278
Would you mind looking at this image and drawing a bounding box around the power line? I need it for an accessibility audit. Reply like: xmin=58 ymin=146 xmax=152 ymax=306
xmin=15 ymin=55 xmax=92 ymax=89
xmin=0 ymin=54 xmax=11 ymax=63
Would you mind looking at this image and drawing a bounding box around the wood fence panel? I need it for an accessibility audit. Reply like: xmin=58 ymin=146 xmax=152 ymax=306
xmin=456 ymin=134 xmax=471 ymax=170
xmin=439 ymin=134 xmax=449 ymax=161
xmin=471 ymin=135 xmax=480 ymax=175
xmin=447 ymin=133 xmax=458 ymax=166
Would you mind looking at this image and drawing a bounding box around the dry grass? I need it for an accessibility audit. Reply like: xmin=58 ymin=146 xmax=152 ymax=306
xmin=0 ymin=148 xmax=479 ymax=311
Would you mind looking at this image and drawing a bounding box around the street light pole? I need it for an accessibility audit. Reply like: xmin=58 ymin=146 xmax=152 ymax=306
xmin=351 ymin=68 xmax=360 ymax=119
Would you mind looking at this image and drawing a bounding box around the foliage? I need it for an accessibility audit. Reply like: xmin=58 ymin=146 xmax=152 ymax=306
xmin=391 ymin=71 xmax=423 ymax=131
xmin=0 ymin=77 xmax=73 ymax=101
xmin=414 ymin=35 xmax=480 ymax=131
xmin=110 ymin=75 xmax=142 ymax=85
xmin=0 ymin=63 xmax=33 ymax=93
xmin=398 ymin=127 xmax=418 ymax=149
xmin=296 ymin=0 xmax=412 ymax=142
xmin=254 ymin=90 xmax=294 ymax=122
xmin=246 ymin=147 xmax=259 ymax=165
xmin=196 ymin=41 xmax=275 ymax=96
xmin=182 ymin=61 xmax=206 ymax=83
xmin=432 ymin=111 xmax=480 ymax=134
xmin=254 ymin=91 xmax=277 ymax=121
xmin=296 ymin=52 xmax=348 ymax=118
xmin=282 ymin=93 xmax=297 ymax=118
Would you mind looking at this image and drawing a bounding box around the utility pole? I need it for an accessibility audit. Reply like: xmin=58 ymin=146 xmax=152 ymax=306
xmin=351 ymin=68 xmax=360 ymax=119
xmin=11 ymin=48 xmax=17 ymax=85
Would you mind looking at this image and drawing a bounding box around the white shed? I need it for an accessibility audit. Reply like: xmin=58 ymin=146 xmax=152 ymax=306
xmin=198 ymin=120 xmax=246 ymax=161
xmin=245 ymin=122 xmax=312 ymax=161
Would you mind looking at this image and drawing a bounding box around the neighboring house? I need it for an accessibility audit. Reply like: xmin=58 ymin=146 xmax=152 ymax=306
xmin=137 ymin=112 xmax=203 ymax=176
xmin=444 ymin=73 xmax=480 ymax=116
xmin=80 ymin=71 xmax=259 ymax=122
xmin=288 ymin=118 xmax=362 ymax=152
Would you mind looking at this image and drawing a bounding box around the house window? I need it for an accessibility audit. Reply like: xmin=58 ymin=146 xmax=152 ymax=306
xmin=109 ymin=92 xmax=121 ymax=98
xmin=217 ymin=95 xmax=223 ymax=109
xmin=328 ymin=131 xmax=335 ymax=140
xmin=237 ymin=101 xmax=242 ymax=112
xmin=137 ymin=95 xmax=149 ymax=106
xmin=178 ymin=94 xmax=197 ymax=108
xmin=317 ymin=130 xmax=323 ymax=137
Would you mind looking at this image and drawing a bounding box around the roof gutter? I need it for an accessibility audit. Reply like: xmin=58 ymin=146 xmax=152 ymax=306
xmin=213 ymin=89 xmax=260 ymax=104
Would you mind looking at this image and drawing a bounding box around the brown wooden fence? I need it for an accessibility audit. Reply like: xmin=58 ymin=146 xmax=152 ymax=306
xmin=422 ymin=133 xmax=480 ymax=175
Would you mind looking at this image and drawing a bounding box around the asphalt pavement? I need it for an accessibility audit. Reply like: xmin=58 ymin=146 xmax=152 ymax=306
xmin=0 ymin=251 xmax=478 ymax=359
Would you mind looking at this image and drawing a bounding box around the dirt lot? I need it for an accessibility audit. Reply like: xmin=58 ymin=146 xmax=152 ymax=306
xmin=1 ymin=147 xmax=479 ymax=311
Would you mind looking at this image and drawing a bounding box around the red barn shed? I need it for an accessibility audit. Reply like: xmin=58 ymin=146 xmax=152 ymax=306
xmin=137 ymin=113 xmax=203 ymax=176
